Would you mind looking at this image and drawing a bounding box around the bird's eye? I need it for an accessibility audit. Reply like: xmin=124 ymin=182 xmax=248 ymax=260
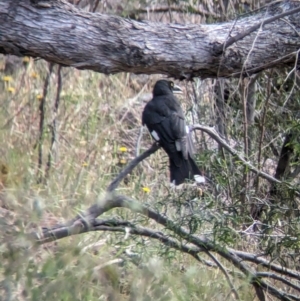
xmin=170 ymin=82 xmax=174 ymax=87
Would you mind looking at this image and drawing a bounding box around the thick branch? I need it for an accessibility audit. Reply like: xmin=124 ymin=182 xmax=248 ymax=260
xmin=256 ymin=272 xmax=300 ymax=293
xmin=0 ymin=0 xmax=300 ymax=78
xmin=232 ymin=249 xmax=300 ymax=281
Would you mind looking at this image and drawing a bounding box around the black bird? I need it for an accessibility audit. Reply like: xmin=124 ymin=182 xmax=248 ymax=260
xmin=142 ymin=80 xmax=204 ymax=186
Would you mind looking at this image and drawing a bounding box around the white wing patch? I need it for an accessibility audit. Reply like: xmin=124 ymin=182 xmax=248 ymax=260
xmin=151 ymin=130 xmax=160 ymax=141
xmin=175 ymin=140 xmax=181 ymax=151
xmin=194 ymin=175 xmax=206 ymax=183
xmin=186 ymin=125 xmax=189 ymax=134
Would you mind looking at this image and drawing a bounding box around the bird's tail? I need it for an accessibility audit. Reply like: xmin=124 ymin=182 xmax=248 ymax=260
xmin=169 ymin=154 xmax=203 ymax=186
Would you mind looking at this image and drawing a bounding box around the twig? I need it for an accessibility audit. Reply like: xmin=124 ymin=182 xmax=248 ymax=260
xmin=231 ymin=50 xmax=300 ymax=78
xmin=37 ymin=63 xmax=54 ymax=184
xmin=206 ymin=251 xmax=240 ymax=300
xmin=135 ymin=126 xmax=144 ymax=157
xmin=240 ymin=79 xmax=249 ymax=212
xmin=45 ymin=65 xmax=62 ymax=181
xmin=232 ymin=249 xmax=300 ymax=281
xmin=92 ymin=0 xmax=100 ymax=13
xmin=256 ymin=272 xmax=300 ymax=293
xmin=216 ymin=5 xmax=300 ymax=54
xmin=191 ymin=124 xmax=300 ymax=197
xmin=191 ymin=124 xmax=280 ymax=184
xmin=282 ymin=48 xmax=300 ymax=108
xmin=255 ymin=72 xmax=272 ymax=192
xmin=167 ymin=0 xmax=173 ymax=23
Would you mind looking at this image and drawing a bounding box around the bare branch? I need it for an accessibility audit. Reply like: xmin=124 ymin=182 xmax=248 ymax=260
xmin=217 ymin=5 xmax=300 ymax=53
xmin=232 ymin=249 xmax=300 ymax=281
xmin=206 ymin=251 xmax=240 ymax=300
xmin=192 ymin=124 xmax=300 ymax=197
xmin=45 ymin=65 xmax=62 ymax=181
xmin=1 ymin=0 xmax=300 ymax=78
xmin=35 ymin=192 xmax=300 ymax=300
xmin=256 ymin=272 xmax=300 ymax=293
xmin=36 ymin=63 xmax=54 ymax=184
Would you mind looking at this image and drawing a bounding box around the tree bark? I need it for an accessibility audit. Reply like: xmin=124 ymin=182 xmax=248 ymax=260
xmin=0 ymin=0 xmax=300 ymax=79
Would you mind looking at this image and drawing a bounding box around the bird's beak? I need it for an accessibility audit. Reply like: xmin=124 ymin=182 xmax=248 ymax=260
xmin=172 ymin=84 xmax=183 ymax=94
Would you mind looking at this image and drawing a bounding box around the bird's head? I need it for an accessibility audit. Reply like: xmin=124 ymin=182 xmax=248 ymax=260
xmin=153 ymin=80 xmax=183 ymax=96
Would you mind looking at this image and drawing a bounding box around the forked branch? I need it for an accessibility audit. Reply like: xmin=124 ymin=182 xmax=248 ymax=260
xmin=192 ymin=124 xmax=300 ymax=197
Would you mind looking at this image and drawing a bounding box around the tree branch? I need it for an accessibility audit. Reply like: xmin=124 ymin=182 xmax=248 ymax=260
xmin=1 ymin=0 xmax=300 ymax=78
xmin=206 ymin=251 xmax=241 ymax=300
xmin=107 ymin=142 xmax=160 ymax=192
xmin=232 ymin=249 xmax=300 ymax=281
xmin=256 ymin=272 xmax=300 ymax=293
xmin=217 ymin=5 xmax=300 ymax=54
xmin=35 ymin=192 xmax=300 ymax=300
xmin=192 ymin=124 xmax=300 ymax=197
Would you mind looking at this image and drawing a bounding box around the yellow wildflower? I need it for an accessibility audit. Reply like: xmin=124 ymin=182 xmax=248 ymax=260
xmin=142 ymin=187 xmax=151 ymax=193
xmin=7 ymin=87 xmax=15 ymax=93
xmin=2 ymin=76 xmax=13 ymax=82
xmin=22 ymin=56 xmax=30 ymax=63
xmin=36 ymin=94 xmax=43 ymax=100
xmin=119 ymin=146 xmax=128 ymax=152
xmin=82 ymin=161 xmax=88 ymax=167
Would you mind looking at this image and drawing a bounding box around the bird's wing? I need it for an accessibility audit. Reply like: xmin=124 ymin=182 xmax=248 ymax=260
xmin=169 ymin=112 xmax=188 ymax=159
xmin=142 ymin=96 xmax=188 ymax=160
xmin=142 ymin=99 xmax=174 ymax=143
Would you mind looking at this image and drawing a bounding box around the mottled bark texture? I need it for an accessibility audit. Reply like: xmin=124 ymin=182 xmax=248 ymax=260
xmin=0 ymin=0 xmax=300 ymax=79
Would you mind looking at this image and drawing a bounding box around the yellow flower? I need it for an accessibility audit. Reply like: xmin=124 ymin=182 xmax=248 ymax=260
xmin=119 ymin=146 xmax=128 ymax=152
xmin=142 ymin=187 xmax=151 ymax=193
xmin=82 ymin=161 xmax=88 ymax=167
xmin=36 ymin=94 xmax=43 ymax=100
xmin=2 ymin=76 xmax=13 ymax=82
xmin=7 ymin=87 xmax=15 ymax=93
xmin=119 ymin=159 xmax=127 ymax=165
xmin=22 ymin=56 xmax=30 ymax=63
xmin=30 ymin=72 xmax=38 ymax=79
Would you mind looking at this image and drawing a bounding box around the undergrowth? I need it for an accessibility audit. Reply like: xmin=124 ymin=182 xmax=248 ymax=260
xmin=1 ymin=19 xmax=300 ymax=299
